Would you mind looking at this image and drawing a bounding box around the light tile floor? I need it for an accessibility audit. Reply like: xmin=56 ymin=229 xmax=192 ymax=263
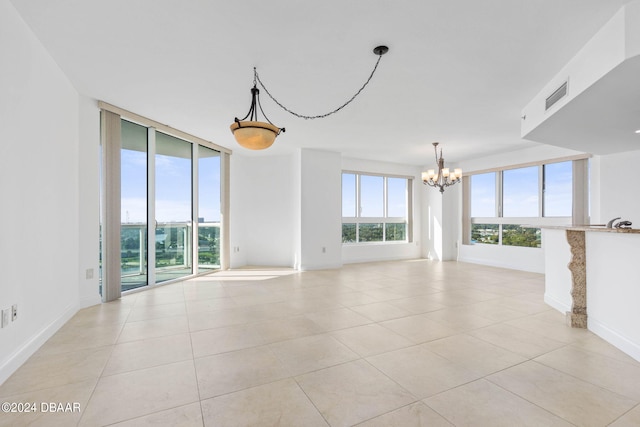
xmin=2 ymin=260 xmax=640 ymax=426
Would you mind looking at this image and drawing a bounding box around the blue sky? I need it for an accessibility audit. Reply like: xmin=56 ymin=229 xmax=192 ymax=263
xmin=342 ymin=173 xmax=407 ymax=218
xmin=120 ymin=121 xmax=221 ymax=224
xmin=471 ymin=161 xmax=572 ymax=218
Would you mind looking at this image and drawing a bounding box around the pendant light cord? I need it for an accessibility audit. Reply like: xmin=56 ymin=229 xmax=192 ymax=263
xmin=253 ymin=52 xmax=385 ymax=120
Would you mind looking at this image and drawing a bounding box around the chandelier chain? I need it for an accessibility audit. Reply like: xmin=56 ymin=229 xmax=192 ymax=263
xmin=253 ymin=53 xmax=384 ymax=120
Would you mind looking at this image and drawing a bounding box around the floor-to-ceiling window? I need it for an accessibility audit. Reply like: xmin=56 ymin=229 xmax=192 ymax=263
xmin=154 ymin=132 xmax=194 ymax=284
xmin=120 ymin=120 xmax=149 ymax=291
xmin=198 ymin=146 xmax=221 ymax=273
xmin=100 ymin=105 xmax=228 ymax=299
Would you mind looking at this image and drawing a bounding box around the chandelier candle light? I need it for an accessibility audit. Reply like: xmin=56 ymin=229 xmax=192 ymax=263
xmin=230 ymin=45 xmax=389 ymax=150
xmin=422 ymin=142 xmax=462 ymax=193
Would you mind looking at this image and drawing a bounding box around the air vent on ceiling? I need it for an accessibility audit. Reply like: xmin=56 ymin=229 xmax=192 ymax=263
xmin=545 ymin=81 xmax=568 ymax=111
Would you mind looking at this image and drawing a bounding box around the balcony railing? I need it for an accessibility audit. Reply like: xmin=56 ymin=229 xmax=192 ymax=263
xmin=120 ymin=221 xmax=220 ymax=281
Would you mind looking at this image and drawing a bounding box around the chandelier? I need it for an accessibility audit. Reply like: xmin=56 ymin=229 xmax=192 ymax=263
xmin=422 ymin=142 xmax=462 ymax=193
xmin=230 ymin=75 xmax=284 ymax=150
xmin=230 ymin=45 xmax=389 ymax=150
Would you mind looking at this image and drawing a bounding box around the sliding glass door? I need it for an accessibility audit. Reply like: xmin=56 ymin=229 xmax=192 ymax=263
xmin=110 ymin=119 xmax=221 ymax=293
xmin=198 ymin=146 xmax=221 ymax=273
xmin=155 ymin=132 xmax=193 ymax=283
xmin=121 ymin=121 xmax=148 ymax=291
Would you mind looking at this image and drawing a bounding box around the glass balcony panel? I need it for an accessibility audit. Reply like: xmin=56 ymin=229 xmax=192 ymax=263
xmin=198 ymin=223 xmax=220 ymax=271
xmin=155 ymin=132 xmax=193 ymax=283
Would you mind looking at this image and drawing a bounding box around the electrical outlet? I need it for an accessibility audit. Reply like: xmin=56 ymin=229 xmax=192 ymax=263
xmin=12 ymin=304 xmax=17 ymax=321
xmin=1 ymin=309 xmax=9 ymax=328
xmin=86 ymin=268 xmax=94 ymax=279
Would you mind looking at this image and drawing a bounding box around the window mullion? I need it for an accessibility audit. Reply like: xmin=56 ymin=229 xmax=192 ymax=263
xmin=356 ymin=174 xmax=361 ymax=242
xmin=191 ymin=143 xmax=199 ymax=276
xmin=383 ymin=177 xmax=388 ymax=241
xmin=539 ymin=165 xmax=544 ymax=217
xmin=146 ymin=127 xmax=156 ymax=287
xmin=496 ymin=171 xmax=503 ymax=217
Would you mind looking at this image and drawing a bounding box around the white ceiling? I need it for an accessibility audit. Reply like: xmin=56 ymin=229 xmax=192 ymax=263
xmin=9 ymin=0 xmax=632 ymax=165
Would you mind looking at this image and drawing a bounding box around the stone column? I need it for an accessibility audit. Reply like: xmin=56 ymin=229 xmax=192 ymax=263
xmin=566 ymin=230 xmax=587 ymax=328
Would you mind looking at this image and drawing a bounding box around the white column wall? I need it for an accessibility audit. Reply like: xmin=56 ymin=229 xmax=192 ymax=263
xmin=586 ymin=232 xmax=640 ymax=362
xmin=78 ymin=96 xmax=102 ymax=307
xmin=0 ymin=0 xmax=82 ymax=384
xmin=422 ymin=180 xmax=443 ymax=260
xmin=542 ymin=228 xmax=572 ymax=312
xmin=229 ymin=154 xmax=296 ymax=268
xmin=300 ymin=149 xmax=342 ymax=270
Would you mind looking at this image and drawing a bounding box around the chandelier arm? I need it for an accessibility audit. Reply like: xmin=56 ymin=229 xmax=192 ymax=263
xmin=254 ymin=53 xmax=384 ymax=120
xmin=255 ymin=91 xmax=275 ymax=126
xmin=237 ymin=86 xmax=259 ymax=122
xmin=236 ymin=105 xmax=254 ymax=122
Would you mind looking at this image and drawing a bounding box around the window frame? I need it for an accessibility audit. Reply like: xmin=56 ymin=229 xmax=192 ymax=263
xmin=342 ymin=171 xmax=413 ymax=244
xmin=462 ymin=156 xmax=590 ymax=248
xmin=100 ymin=102 xmax=231 ymax=302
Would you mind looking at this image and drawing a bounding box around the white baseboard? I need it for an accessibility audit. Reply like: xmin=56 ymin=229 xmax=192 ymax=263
xmin=588 ymin=317 xmax=640 ymax=363
xmin=79 ymin=294 xmax=102 ymax=309
xmin=457 ymin=256 xmax=544 ymax=274
xmin=299 ymin=262 xmax=343 ymax=271
xmin=342 ymin=254 xmax=418 ymax=266
xmin=0 ymin=302 xmax=79 ymax=385
xmin=544 ymin=293 xmax=571 ymax=314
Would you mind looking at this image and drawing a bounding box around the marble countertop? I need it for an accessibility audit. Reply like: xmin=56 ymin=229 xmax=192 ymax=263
xmin=540 ymin=225 xmax=640 ymax=233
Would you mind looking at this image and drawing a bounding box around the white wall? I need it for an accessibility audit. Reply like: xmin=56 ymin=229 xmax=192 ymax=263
xmin=543 ymin=228 xmax=640 ymax=362
xmin=521 ymin=145 xmax=640 ymax=362
xmin=597 ymin=150 xmax=640 ymax=226
xmin=587 ymin=232 xmax=640 ymax=362
xmin=542 ymin=229 xmax=572 ymax=312
xmin=231 ymin=152 xmax=423 ymax=269
xmin=229 ymin=154 xmax=296 ymax=268
xmin=421 ymin=187 xmax=440 ymax=260
xmin=0 ymin=0 xmax=82 ymax=384
xmin=78 ymin=96 xmax=102 ymax=307
xmin=459 ymin=244 xmax=546 ymax=273
xmin=342 ymin=157 xmax=422 ymax=264
xmin=442 ymin=184 xmax=459 ymax=260
xmin=300 ymin=149 xmax=342 ymax=270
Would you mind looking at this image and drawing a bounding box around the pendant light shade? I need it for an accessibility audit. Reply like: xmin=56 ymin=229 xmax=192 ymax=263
xmin=230 ymin=120 xmax=281 ymax=150
xmin=230 ymin=84 xmax=284 ymax=150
